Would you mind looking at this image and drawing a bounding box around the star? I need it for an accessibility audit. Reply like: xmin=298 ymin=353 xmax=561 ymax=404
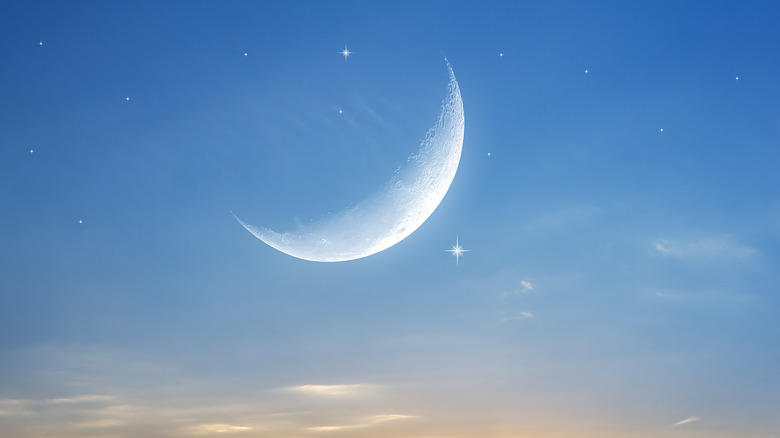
xmin=445 ymin=236 xmax=469 ymax=266
xmin=499 ymin=52 xmax=503 ymax=57
xmin=735 ymin=76 xmax=739 ymax=81
xmin=30 ymin=149 xmax=34 ymax=154
xmin=487 ymin=152 xmax=492 ymax=157
xmin=585 ymin=69 xmax=589 ymax=74
xmin=659 ymin=128 xmax=664 ymax=132
xmin=39 ymin=41 xmax=43 ymax=46
xmin=78 ymin=219 xmax=83 ymax=224
xmin=126 ymin=97 xmax=130 ymax=101
xmin=340 ymin=44 xmax=352 ymax=61
xmin=338 ymin=109 xmax=343 ymax=114
xmin=244 ymin=52 xmax=248 ymax=57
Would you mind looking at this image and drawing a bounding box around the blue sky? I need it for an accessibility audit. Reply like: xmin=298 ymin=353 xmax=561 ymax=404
xmin=1 ymin=1 xmax=779 ymax=437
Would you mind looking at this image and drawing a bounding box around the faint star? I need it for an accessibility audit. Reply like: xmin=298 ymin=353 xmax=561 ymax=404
xmin=30 ymin=149 xmax=34 ymax=154
xmin=735 ymin=76 xmax=739 ymax=81
xmin=39 ymin=41 xmax=43 ymax=46
xmin=445 ymin=236 xmax=469 ymax=266
xmin=659 ymin=128 xmax=664 ymax=132
xmin=338 ymin=109 xmax=343 ymax=114
xmin=340 ymin=44 xmax=352 ymax=61
xmin=487 ymin=152 xmax=492 ymax=157
xmin=78 ymin=219 xmax=83 ymax=224
xmin=125 ymin=97 xmax=130 ymax=101
xmin=244 ymin=52 xmax=248 ymax=56
xmin=585 ymin=69 xmax=588 ymax=74
xmin=499 ymin=52 xmax=503 ymax=57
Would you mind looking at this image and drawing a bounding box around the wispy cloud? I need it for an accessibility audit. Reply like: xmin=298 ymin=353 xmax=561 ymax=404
xmin=0 ymin=346 xmax=418 ymax=438
xmin=652 ymin=287 xmax=759 ymax=304
xmin=308 ymin=414 xmax=414 ymax=432
xmin=500 ymin=280 xmax=534 ymax=300
xmin=287 ymin=384 xmax=372 ymax=397
xmin=0 ymin=399 xmax=32 ymax=416
xmin=520 ymin=205 xmax=602 ymax=234
xmin=673 ymin=416 xmax=700 ymax=426
xmin=49 ymin=394 xmax=115 ymax=404
xmin=72 ymin=418 xmax=124 ymax=428
xmin=654 ymin=291 xmax=682 ymax=301
xmin=1 ymin=396 xmax=116 ymax=418
xmin=499 ymin=312 xmax=534 ymax=323
xmin=189 ymin=423 xmax=253 ymax=434
xmin=654 ymin=235 xmax=754 ymax=259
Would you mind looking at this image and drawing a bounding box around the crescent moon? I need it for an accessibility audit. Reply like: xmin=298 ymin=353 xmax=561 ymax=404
xmin=234 ymin=60 xmax=464 ymax=262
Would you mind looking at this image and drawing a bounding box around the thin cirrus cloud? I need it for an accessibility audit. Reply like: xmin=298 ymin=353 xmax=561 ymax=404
xmin=0 ymin=399 xmax=32 ymax=416
xmin=519 ymin=205 xmax=602 ymax=235
xmin=71 ymin=418 xmax=125 ymax=428
xmin=189 ymin=423 xmax=253 ymax=434
xmin=287 ymin=384 xmax=374 ymax=397
xmin=3 ymin=392 xmax=296 ymax=436
xmin=0 ymin=395 xmax=129 ymax=435
xmin=0 ymin=346 xmax=393 ymax=437
xmin=308 ymin=414 xmax=414 ymax=432
xmin=654 ymin=235 xmax=755 ymax=259
xmin=500 ymin=279 xmax=534 ymax=300
xmin=0 ymin=394 xmax=117 ymax=417
xmin=1 ymin=347 xmax=404 ymax=437
xmin=499 ymin=312 xmax=534 ymax=323
xmin=674 ymin=416 xmax=701 ymax=426
xmin=48 ymin=395 xmax=116 ymax=404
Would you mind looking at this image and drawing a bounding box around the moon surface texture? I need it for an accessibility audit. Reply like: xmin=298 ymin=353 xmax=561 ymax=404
xmin=235 ymin=61 xmax=464 ymax=262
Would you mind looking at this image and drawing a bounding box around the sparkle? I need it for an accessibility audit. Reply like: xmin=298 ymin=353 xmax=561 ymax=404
xmin=338 ymin=109 xmax=343 ymax=114
xmin=78 ymin=219 xmax=83 ymax=224
xmin=340 ymin=44 xmax=352 ymax=61
xmin=659 ymin=128 xmax=664 ymax=132
xmin=445 ymin=236 xmax=469 ymax=266
xmin=30 ymin=149 xmax=34 ymax=154
xmin=39 ymin=41 xmax=43 ymax=46
xmin=499 ymin=52 xmax=503 ymax=57
xmin=735 ymin=76 xmax=739 ymax=81
xmin=584 ymin=69 xmax=588 ymax=74
xmin=126 ymin=97 xmax=130 ymax=101
xmin=244 ymin=52 xmax=248 ymax=57
xmin=487 ymin=152 xmax=492 ymax=157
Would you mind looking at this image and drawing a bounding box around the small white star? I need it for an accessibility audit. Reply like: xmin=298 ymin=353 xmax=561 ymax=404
xmin=39 ymin=41 xmax=43 ymax=46
xmin=125 ymin=97 xmax=130 ymax=101
xmin=445 ymin=236 xmax=469 ymax=266
xmin=499 ymin=52 xmax=503 ymax=57
xmin=340 ymin=44 xmax=352 ymax=61
xmin=78 ymin=219 xmax=83 ymax=224
xmin=30 ymin=149 xmax=34 ymax=154
xmin=584 ymin=69 xmax=589 ymax=74
xmin=338 ymin=109 xmax=343 ymax=114
xmin=659 ymin=128 xmax=664 ymax=132
xmin=735 ymin=76 xmax=739 ymax=81
xmin=487 ymin=152 xmax=492 ymax=157
xmin=244 ymin=52 xmax=248 ymax=57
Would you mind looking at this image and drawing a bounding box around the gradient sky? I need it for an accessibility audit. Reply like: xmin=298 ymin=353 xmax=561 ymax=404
xmin=2 ymin=1 xmax=780 ymax=437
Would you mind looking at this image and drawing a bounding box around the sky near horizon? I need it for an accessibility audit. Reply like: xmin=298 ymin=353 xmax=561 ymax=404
xmin=1 ymin=1 xmax=780 ymax=437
